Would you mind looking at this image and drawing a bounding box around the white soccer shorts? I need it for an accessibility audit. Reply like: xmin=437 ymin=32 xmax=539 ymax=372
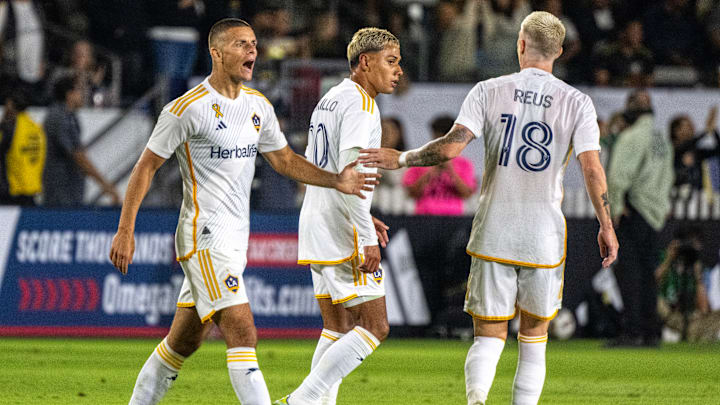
xmin=464 ymin=257 xmax=565 ymax=321
xmin=311 ymin=255 xmax=385 ymax=308
xmin=176 ymin=248 xmax=249 ymax=323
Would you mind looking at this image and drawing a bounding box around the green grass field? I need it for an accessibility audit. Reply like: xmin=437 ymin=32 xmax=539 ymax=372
xmin=1 ymin=337 xmax=719 ymax=404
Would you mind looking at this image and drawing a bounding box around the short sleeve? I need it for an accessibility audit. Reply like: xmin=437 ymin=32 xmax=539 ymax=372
xmin=257 ymin=105 xmax=288 ymax=153
xmin=454 ymin=83 xmax=485 ymax=139
xmin=338 ymin=106 xmax=373 ymax=151
xmin=572 ymin=95 xmax=601 ymax=157
xmin=146 ymin=109 xmax=193 ymax=159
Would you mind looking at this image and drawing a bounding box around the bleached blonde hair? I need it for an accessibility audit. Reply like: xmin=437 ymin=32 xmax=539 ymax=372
xmin=347 ymin=27 xmax=399 ymax=69
xmin=520 ymin=11 xmax=565 ymax=59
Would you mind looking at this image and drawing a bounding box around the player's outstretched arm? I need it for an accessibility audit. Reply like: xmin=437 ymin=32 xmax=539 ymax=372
xmin=578 ymin=150 xmax=618 ymax=268
xmin=262 ymin=145 xmax=380 ymax=199
xmin=109 ymin=148 xmax=166 ymax=274
xmin=359 ymin=124 xmax=474 ymax=169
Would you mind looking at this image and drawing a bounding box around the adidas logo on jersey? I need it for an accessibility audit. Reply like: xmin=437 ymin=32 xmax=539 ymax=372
xmin=216 ymin=121 xmax=227 ymax=130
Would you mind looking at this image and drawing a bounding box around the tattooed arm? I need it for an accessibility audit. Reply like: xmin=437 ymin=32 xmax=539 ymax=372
xmin=578 ymin=150 xmax=618 ymax=268
xmin=359 ymin=124 xmax=475 ymax=169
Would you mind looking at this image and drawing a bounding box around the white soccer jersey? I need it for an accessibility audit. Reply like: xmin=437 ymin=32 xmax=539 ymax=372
xmin=298 ymin=78 xmax=381 ymax=264
xmin=146 ymin=78 xmax=288 ymax=261
xmin=455 ymin=68 xmax=600 ymax=268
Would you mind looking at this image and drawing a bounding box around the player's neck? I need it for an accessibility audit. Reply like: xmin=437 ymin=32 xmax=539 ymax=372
xmin=520 ymin=60 xmax=554 ymax=74
xmin=349 ymin=72 xmax=377 ymax=99
xmin=208 ymin=72 xmax=244 ymax=100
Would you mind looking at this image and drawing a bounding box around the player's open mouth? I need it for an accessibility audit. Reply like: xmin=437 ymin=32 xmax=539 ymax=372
xmin=391 ymin=80 xmax=398 ymax=87
xmin=243 ymin=60 xmax=254 ymax=70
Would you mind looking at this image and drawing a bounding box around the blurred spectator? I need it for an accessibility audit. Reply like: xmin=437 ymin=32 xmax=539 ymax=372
xmin=0 ymin=86 xmax=44 ymax=205
xmin=478 ymin=0 xmax=531 ymax=79
xmin=656 ymin=226 xmax=720 ymax=342
xmin=373 ymin=117 xmax=407 ymax=214
xmin=670 ymin=106 xmax=720 ymax=190
xmin=253 ymin=6 xmax=300 ymax=61
xmin=402 ymin=116 xmax=476 ymax=215
xmin=643 ymin=0 xmax=703 ymax=66
xmin=46 ymin=39 xmax=109 ymax=106
xmin=542 ymin=0 xmax=581 ymax=80
xmin=592 ymin=20 xmax=654 ymax=87
xmin=147 ymin=0 xmax=205 ymax=100
xmin=0 ymin=0 xmax=45 ymax=86
xmin=607 ymin=90 xmax=674 ymax=347
xmin=598 ymin=111 xmax=628 ymax=169
xmin=570 ymin=0 xmax=623 ymax=57
xmin=434 ymin=0 xmax=480 ymax=82
xmin=306 ymin=10 xmax=344 ymax=59
xmin=43 ymin=75 xmax=120 ymax=207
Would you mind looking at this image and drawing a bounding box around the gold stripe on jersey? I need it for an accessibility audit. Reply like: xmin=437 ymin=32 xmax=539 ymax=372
xmin=175 ymin=89 xmax=209 ymax=117
xmin=519 ymin=308 xmax=559 ymax=321
xmin=169 ymin=84 xmax=203 ymax=114
xmin=332 ymin=294 xmax=358 ymax=305
xmin=465 ymin=307 xmax=516 ymax=322
xmin=465 ymin=220 xmax=567 ymax=269
xmin=315 ymin=294 xmax=332 ymax=299
xmin=352 ymin=258 xmax=358 ymax=286
xmin=356 ymin=84 xmax=367 ymax=111
xmin=176 ymin=143 xmax=200 ymax=261
xmin=205 ymin=250 xmax=223 ymax=300
xmin=198 ymin=250 xmax=216 ymax=301
xmin=176 ymin=302 xmax=195 ymax=308
xmin=354 ymin=328 xmax=377 ymax=351
xmin=298 ymin=228 xmax=360 ymax=265
xmin=354 ymin=84 xmax=375 ymax=113
xmin=242 ymin=85 xmax=271 ymax=105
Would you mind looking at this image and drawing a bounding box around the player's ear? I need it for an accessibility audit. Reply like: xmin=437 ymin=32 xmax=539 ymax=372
xmin=556 ymin=46 xmax=564 ymax=59
xmin=210 ymin=46 xmax=222 ymax=62
xmin=359 ymin=53 xmax=370 ymax=72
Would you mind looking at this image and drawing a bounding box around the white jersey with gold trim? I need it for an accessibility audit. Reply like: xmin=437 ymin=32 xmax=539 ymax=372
xmin=146 ymin=77 xmax=287 ymax=261
xmin=298 ymin=78 xmax=381 ymax=264
xmin=455 ymin=68 xmax=600 ymax=268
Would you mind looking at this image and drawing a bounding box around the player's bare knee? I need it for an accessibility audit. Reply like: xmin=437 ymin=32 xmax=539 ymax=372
xmin=362 ymin=318 xmax=389 ymax=341
xmin=167 ymin=332 xmax=203 ymax=357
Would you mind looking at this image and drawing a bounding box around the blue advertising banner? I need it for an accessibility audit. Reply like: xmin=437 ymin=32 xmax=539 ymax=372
xmin=0 ymin=207 xmax=321 ymax=338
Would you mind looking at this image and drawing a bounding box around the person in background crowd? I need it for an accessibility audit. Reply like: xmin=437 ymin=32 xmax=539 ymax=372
xmin=0 ymin=0 xmax=45 ymax=88
xmin=592 ymin=20 xmax=653 ymax=87
xmin=656 ymin=226 xmax=720 ymax=342
xmin=373 ymin=117 xmax=407 ymax=214
xmin=42 ymin=75 xmax=120 ymax=207
xmin=607 ymin=89 xmax=674 ymax=347
xmin=542 ymin=0 xmax=582 ymax=80
xmin=46 ymin=39 xmax=109 ymax=106
xmin=0 ymin=87 xmax=45 ymax=205
xmin=478 ymin=0 xmax=531 ymax=79
xmin=402 ymin=116 xmax=476 ymax=216
xmin=434 ymin=0 xmax=481 ymax=82
xmin=670 ymin=106 xmax=720 ymax=190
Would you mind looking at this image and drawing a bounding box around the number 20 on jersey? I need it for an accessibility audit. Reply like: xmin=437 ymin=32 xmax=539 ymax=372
xmin=499 ymin=113 xmax=553 ymax=172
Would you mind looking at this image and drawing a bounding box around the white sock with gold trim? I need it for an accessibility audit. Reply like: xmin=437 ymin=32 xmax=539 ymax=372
xmin=129 ymin=337 xmax=185 ymax=405
xmin=312 ymin=329 xmax=345 ymax=405
xmin=226 ymin=347 xmax=271 ymax=405
xmin=465 ymin=336 xmax=505 ymax=405
xmin=291 ymin=326 xmax=379 ymax=404
xmin=511 ymin=334 xmax=548 ymax=405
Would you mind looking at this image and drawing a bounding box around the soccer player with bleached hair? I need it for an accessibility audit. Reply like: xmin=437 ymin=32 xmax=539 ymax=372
xmin=274 ymin=27 xmax=402 ymax=405
xmin=360 ymin=11 xmax=619 ymax=405
xmin=109 ymin=18 xmax=379 ymax=405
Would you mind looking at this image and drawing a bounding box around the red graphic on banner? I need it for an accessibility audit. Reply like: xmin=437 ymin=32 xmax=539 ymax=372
xmin=247 ymin=233 xmax=300 ymax=267
xmin=17 ymin=278 xmax=100 ymax=312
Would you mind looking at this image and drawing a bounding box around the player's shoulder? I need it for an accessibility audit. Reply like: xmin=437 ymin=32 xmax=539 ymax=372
xmin=241 ymin=85 xmax=273 ymax=108
xmin=334 ymin=79 xmax=376 ymax=115
xmin=164 ymin=83 xmax=211 ymax=119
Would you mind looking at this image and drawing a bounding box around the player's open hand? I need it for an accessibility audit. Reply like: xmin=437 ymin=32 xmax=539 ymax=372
xmin=359 ymin=245 xmax=381 ymax=273
xmin=109 ymin=230 xmax=135 ymax=275
xmin=336 ymin=160 xmax=381 ymax=199
xmin=372 ymin=216 xmax=390 ymax=248
xmin=359 ymin=148 xmax=402 ymax=170
xmin=598 ymin=225 xmax=618 ymax=268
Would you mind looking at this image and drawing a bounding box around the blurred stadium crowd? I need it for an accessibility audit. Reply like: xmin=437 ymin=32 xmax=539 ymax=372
xmin=1 ymin=0 xmax=720 ymax=107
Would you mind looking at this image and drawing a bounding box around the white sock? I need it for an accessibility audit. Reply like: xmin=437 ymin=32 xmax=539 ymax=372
xmin=129 ymin=338 xmax=185 ymax=405
xmin=226 ymin=347 xmax=271 ymax=405
xmin=465 ymin=336 xmax=505 ymax=405
xmin=512 ymin=334 xmax=548 ymax=405
xmin=312 ymin=329 xmax=345 ymax=405
xmin=291 ymin=326 xmax=380 ymax=404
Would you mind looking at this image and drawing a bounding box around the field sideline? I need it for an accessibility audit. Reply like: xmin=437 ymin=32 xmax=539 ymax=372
xmin=1 ymin=337 xmax=718 ymax=404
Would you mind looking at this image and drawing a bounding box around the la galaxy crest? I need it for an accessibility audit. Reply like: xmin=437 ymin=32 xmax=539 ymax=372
xmin=373 ymin=269 xmax=383 ymax=284
xmin=224 ymin=274 xmax=240 ymax=293
xmin=251 ymin=113 xmax=261 ymax=132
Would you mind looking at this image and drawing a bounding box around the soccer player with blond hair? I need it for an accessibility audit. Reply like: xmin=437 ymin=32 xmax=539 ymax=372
xmin=360 ymin=11 xmax=619 ymax=405
xmin=275 ymin=27 xmax=402 ymax=405
xmin=109 ymin=18 xmax=378 ymax=405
